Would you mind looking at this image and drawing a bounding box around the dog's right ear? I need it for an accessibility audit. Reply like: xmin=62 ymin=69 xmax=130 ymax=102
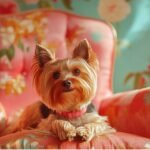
xmin=34 ymin=44 xmax=55 ymax=68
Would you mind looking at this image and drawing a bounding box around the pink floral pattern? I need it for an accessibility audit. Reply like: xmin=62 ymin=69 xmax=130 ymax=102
xmin=0 ymin=11 xmax=50 ymax=95
xmin=0 ymin=10 xmax=67 ymax=116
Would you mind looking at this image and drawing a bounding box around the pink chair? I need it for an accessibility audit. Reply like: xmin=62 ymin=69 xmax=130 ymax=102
xmin=0 ymin=9 xmax=150 ymax=149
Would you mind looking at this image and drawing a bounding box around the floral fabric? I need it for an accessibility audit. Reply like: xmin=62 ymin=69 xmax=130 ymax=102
xmin=0 ymin=10 xmax=68 ymax=115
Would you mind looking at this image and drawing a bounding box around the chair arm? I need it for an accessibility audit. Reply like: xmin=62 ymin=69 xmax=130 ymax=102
xmin=99 ymin=87 xmax=150 ymax=138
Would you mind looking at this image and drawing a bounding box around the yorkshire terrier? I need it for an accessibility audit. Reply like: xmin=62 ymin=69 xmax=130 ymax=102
xmin=2 ymin=39 xmax=115 ymax=141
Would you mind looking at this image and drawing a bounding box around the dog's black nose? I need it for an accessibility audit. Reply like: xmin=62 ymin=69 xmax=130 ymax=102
xmin=62 ymin=80 xmax=72 ymax=89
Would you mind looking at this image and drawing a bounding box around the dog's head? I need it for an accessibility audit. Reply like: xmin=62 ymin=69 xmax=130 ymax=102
xmin=32 ymin=39 xmax=99 ymax=113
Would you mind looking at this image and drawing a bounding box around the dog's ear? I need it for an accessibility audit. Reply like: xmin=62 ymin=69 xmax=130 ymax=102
xmin=73 ymin=39 xmax=90 ymax=61
xmin=73 ymin=39 xmax=99 ymax=69
xmin=34 ymin=44 xmax=55 ymax=68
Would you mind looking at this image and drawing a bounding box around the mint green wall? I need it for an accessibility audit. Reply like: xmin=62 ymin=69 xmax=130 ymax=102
xmin=54 ymin=0 xmax=100 ymax=19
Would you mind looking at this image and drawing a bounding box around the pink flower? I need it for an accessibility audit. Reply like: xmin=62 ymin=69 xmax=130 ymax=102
xmin=0 ymin=0 xmax=19 ymax=15
xmin=98 ymin=0 xmax=131 ymax=23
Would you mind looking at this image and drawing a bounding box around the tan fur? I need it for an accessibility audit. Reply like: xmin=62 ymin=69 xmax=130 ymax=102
xmin=38 ymin=112 xmax=115 ymax=141
xmin=38 ymin=114 xmax=76 ymax=141
xmin=1 ymin=101 xmax=43 ymax=135
xmin=2 ymin=39 xmax=115 ymax=141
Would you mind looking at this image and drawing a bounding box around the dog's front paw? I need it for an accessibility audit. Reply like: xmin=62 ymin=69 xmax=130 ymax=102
xmin=50 ymin=120 xmax=76 ymax=141
xmin=66 ymin=127 xmax=76 ymax=141
xmin=76 ymin=126 xmax=93 ymax=141
xmin=57 ymin=129 xmax=76 ymax=141
xmin=58 ymin=125 xmax=76 ymax=141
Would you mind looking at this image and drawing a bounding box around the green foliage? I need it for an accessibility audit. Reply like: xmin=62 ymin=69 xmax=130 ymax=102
xmin=0 ymin=45 xmax=15 ymax=61
xmin=124 ymin=73 xmax=134 ymax=84
xmin=18 ymin=39 xmax=25 ymax=51
xmin=62 ymin=0 xmax=72 ymax=10
xmin=38 ymin=0 xmax=52 ymax=8
xmin=124 ymin=68 xmax=150 ymax=89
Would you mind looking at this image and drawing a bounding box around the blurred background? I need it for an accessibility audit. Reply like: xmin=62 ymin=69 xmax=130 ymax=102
xmin=0 ymin=0 xmax=150 ymax=93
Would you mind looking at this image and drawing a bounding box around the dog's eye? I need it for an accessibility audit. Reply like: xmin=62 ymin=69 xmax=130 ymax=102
xmin=53 ymin=71 xmax=60 ymax=79
xmin=73 ymin=68 xmax=80 ymax=76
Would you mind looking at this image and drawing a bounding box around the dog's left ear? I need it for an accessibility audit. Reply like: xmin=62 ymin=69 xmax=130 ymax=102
xmin=73 ymin=39 xmax=99 ymax=68
xmin=34 ymin=44 xmax=55 ymax=68
xmin=73 ymin=39 xmax=90 ymax=61
xmin=32 ymin=44 xmax=55 ymax=89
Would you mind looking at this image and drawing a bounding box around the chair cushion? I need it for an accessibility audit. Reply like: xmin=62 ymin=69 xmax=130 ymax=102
xmin=0 ymin=130 xmax=149 ymax=149
xmin=100 ymin=87 xmax=150 ymax=138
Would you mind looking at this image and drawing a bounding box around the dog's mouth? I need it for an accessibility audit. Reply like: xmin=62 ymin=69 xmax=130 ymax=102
xmin=63 ymin=88 xmax=74 ymax=93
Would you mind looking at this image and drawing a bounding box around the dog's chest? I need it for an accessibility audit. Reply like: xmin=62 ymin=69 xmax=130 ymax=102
xmin=68 ymin=112 xmax=99 ymax=127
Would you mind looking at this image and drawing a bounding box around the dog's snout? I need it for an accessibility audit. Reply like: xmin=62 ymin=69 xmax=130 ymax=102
xmin=62 ymin=80 xmax=72 ymax=89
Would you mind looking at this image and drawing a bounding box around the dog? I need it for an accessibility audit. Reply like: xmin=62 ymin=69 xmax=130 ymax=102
xmin=2 ymin=39 xmax=115 ymax=141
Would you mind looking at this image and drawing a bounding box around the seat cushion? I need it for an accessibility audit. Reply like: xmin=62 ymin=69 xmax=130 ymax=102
xmin=0 ymin=130 xmax=149 ymax=149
